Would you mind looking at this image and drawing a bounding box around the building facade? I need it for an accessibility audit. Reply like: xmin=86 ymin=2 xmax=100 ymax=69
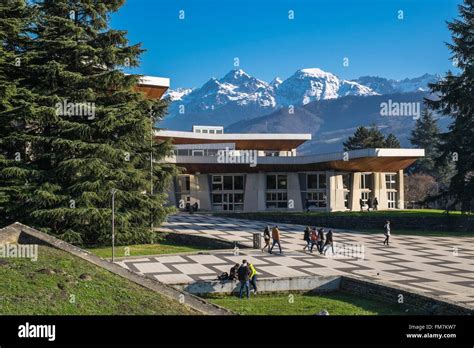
xmin=156 ymin=125 xmax=424 ymax=212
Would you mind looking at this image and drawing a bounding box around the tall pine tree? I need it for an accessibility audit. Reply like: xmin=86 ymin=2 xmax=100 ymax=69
xmin=0 ymin=0 xmax=36 ymax=224
xmin=425 ymin=0 xmax=473 ymax=212
xmin=409 ymin=109 xmax=441 ymax=173
xmin=1 ymin=0 xmax=176 ymax=244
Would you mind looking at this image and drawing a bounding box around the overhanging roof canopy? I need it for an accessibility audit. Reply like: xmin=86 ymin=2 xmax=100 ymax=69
xmin=155 ymin=129 xmax=312 ymax=151
xmin=164 ymin=148 xmax=425 ymax=173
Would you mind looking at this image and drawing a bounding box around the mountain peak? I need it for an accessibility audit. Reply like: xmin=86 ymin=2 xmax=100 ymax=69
xmin=222 ymin=68 xmax=251 ymax=81
xmin=298 ymin=68 xmax=334 ymax=78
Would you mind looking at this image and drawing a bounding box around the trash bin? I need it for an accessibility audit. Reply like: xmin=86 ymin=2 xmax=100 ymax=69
xmin=252 ymin=232 xmax=261 ymax=249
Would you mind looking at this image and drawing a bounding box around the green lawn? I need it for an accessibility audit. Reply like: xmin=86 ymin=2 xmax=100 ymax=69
xmin=204 ymin=292 xmax=419 ymax=315
xmin=87 ymin=240 xmax=213 ymax=259
xmin=0 ymin=245 xmax=197 ymax=315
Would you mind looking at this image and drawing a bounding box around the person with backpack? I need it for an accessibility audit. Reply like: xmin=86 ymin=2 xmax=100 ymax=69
xmin=383 ymin=220 xmax=391 ymax=246
xmin=229 ymin=263 xmax=240 ymax=281
xmin=237 ymin=260 xmax=251 ymax=299
xmin=262 ymin=225 xmax=271 ymax=253
xmin=317 ymin=227 xmax=326 ymax=254
xmin=270 ymin=225 xmax=282 ymax=254
xmin=373 ymin=197 xmax=379 ymax=211
xmin=248 ymin=262 xmax=258 ymax=294
xmin=322 ymin=230 xmax=334 ymax=255
xmin=303 ymin=226 xmax=311 ymax=251
xmin=309 ymin=227 xmax=318 ymax=253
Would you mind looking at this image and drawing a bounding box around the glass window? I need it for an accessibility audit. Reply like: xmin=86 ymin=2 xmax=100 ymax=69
xmin=223 ymin=176 xmax=233 ymax=190
xmin=386 ymin=174 xmax=396 ymax=190
xmin=307 ymin=174 xmax=318 ymax=189
xmin=212 ymin=194 xmax=222 ymax=203
xmin=266 ymin=175 xmax=277 ymax=190
xmin=318 ymin=174 xmax=326 ymax=189
xmin=360 ymin=174 xmax=372 ymax=189
xmin=277 ymin=175 xmax=287 ymax=189
xmin=342 ymin=174 xmax=351 ymax=190
xmin=234 ymin=176 xmax=244 ymax=190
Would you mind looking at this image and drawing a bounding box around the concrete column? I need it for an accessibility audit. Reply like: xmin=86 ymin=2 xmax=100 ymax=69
xmin=257 ymin=173 xmax=267 ymax=211
xmin=244 ymin=174 xmax=259 ymax=212
xmin=165 ymin=180 xmax=177 ymax=207
xmin=328 ymin=171 xmax=346 ymax=212
xmin=191 ymin=174 xmax=211 ymax=210
xmin=378 ymin=173 xmax=389 ymax=210
xmin=287 ymin=173 xmax=303 ymax=212
xmin=350 ymin=173 xmax=362 ymax=211
xmin=397 ymin=169 xmax=405 ymax=209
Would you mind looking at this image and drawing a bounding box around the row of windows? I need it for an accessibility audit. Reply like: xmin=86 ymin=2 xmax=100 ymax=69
xmin=212 ymin=175 xmax=244 ymax=191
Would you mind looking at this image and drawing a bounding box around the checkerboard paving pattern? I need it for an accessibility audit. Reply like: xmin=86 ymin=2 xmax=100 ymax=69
xmin=116 ymin=213 xmax=474 ymax=308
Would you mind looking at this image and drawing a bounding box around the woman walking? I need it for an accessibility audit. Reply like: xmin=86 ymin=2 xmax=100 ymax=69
xmin=383 ymin=220 xmax=391 ymax=246
xmin=262 ymin=225 xmax=271 ymax=252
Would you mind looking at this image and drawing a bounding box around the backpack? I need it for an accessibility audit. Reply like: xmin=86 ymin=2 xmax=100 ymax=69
xmin=217 ymin=272 xmax=229 ymax=281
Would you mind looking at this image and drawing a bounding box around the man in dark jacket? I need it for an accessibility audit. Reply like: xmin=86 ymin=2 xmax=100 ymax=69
xmin=238 ymin=260 xmax=251 ymax=299
xmin=322 ymin=230 xmax=334 ymax=255
xmin=317 ymin=228 xmax=325 ymax=254
xmin=303 ymin=226 xmax=311 ymax=251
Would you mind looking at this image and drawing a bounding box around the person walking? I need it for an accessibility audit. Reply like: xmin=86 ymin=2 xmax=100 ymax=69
xmin=383 ymin=220 xmax=391 ymax=246
xmin=270 ymin=225 xmax=282 ymax=254
xmin=262 ymin=225 xmax=271 ymax=252
xmin=248 ymin=262 xmax=258 ymax=294
xmin=237 ymin=260 xmax=251 ymax=299
xmin=317 ymin=227 xmax=325 ymax=254
xmin=359 ymin=198 xmax=364 ymax=212
xmin=373 ymin=197 xmax=379 ymax=211
xmin=309 ymin=227 xmax=318 ymax=253
xmin=367 ymin=197 xmax=373 ymax=212
xmin=303 ymin=226 xmax=311 ymax=251
xmin=322 ymin=230 xmax=334 ymax=255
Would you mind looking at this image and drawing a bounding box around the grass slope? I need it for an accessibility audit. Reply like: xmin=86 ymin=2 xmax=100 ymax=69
xmin=205 ymin=292 xmax=419 ymax=315
xmin=0 ymin=245 xmax=197 ymax=315
xmin=87 ymin=240 xmax=212 ymax=259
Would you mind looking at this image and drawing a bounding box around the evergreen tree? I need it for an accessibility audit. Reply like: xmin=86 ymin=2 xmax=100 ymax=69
xmin=409 ymin=109 xmax=440 ymax=173
xmin=0 ymin=0 xmax=175 ymax=244
xmin=0 ymin=0 xmax=36 ymax=224
xmin=343 ymin=124 xmax=392 ymax=151
xmin=425 ymin=0 xmax=473 ymax=212
xmin=384 ymin=133 xmax=401 ymax=148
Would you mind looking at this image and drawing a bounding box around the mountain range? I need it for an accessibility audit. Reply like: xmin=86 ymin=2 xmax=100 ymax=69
xmin=159 ymin=68 xmax=443 ymax=153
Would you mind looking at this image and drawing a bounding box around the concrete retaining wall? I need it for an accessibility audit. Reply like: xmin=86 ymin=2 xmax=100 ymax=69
xmin=175 ymin=275 xmax=341 ymax=295
xmin=174 ymin=274 xmax=473 ymax=315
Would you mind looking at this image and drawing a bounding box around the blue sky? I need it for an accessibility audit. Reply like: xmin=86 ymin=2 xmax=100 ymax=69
xmin=111 ymin=0 xmax=461 ymax=89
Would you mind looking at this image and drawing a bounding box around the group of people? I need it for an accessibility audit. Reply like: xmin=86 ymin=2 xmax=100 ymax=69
xmin=302 ymin=226 xmax=334 ymax=255
xmin=359 ymin=196 xmax=379 ymax=212
xmin=261 ymin=225 xmax=283 ymax=254
xmin=226 ymin=260 xmax=258 ymax=299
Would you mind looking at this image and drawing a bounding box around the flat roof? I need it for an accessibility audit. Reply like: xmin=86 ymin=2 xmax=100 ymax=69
xmin=155 ymin=129 xmax=312 ymax=151
xmin=135 ymin=75 xmax=170 ymax=99
xmin=164 ymin=148 xmax=425 ymax=173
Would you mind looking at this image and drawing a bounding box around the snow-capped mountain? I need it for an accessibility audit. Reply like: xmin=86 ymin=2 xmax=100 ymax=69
xmin=161 ymin=68 xmax=439 ymax=131
xmin=275 ymin=68 xmax=378 ymax=105
xmin=353 ymin=73 xmax=440 ymax=95
xmin=164 ymin=87 xmax=193 ymax=101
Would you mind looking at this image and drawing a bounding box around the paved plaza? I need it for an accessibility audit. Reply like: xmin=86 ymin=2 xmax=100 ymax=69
xmin=116 ymin=213 xmax=474 ymax=307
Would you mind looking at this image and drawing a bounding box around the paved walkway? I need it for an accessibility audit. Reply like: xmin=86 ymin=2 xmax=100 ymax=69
xmin=116 ymin=213 xmax=474 ymax=307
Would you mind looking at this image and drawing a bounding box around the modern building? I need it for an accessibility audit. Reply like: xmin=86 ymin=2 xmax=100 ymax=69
xmin=156 ymin=125 xmax=424 ymax=212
